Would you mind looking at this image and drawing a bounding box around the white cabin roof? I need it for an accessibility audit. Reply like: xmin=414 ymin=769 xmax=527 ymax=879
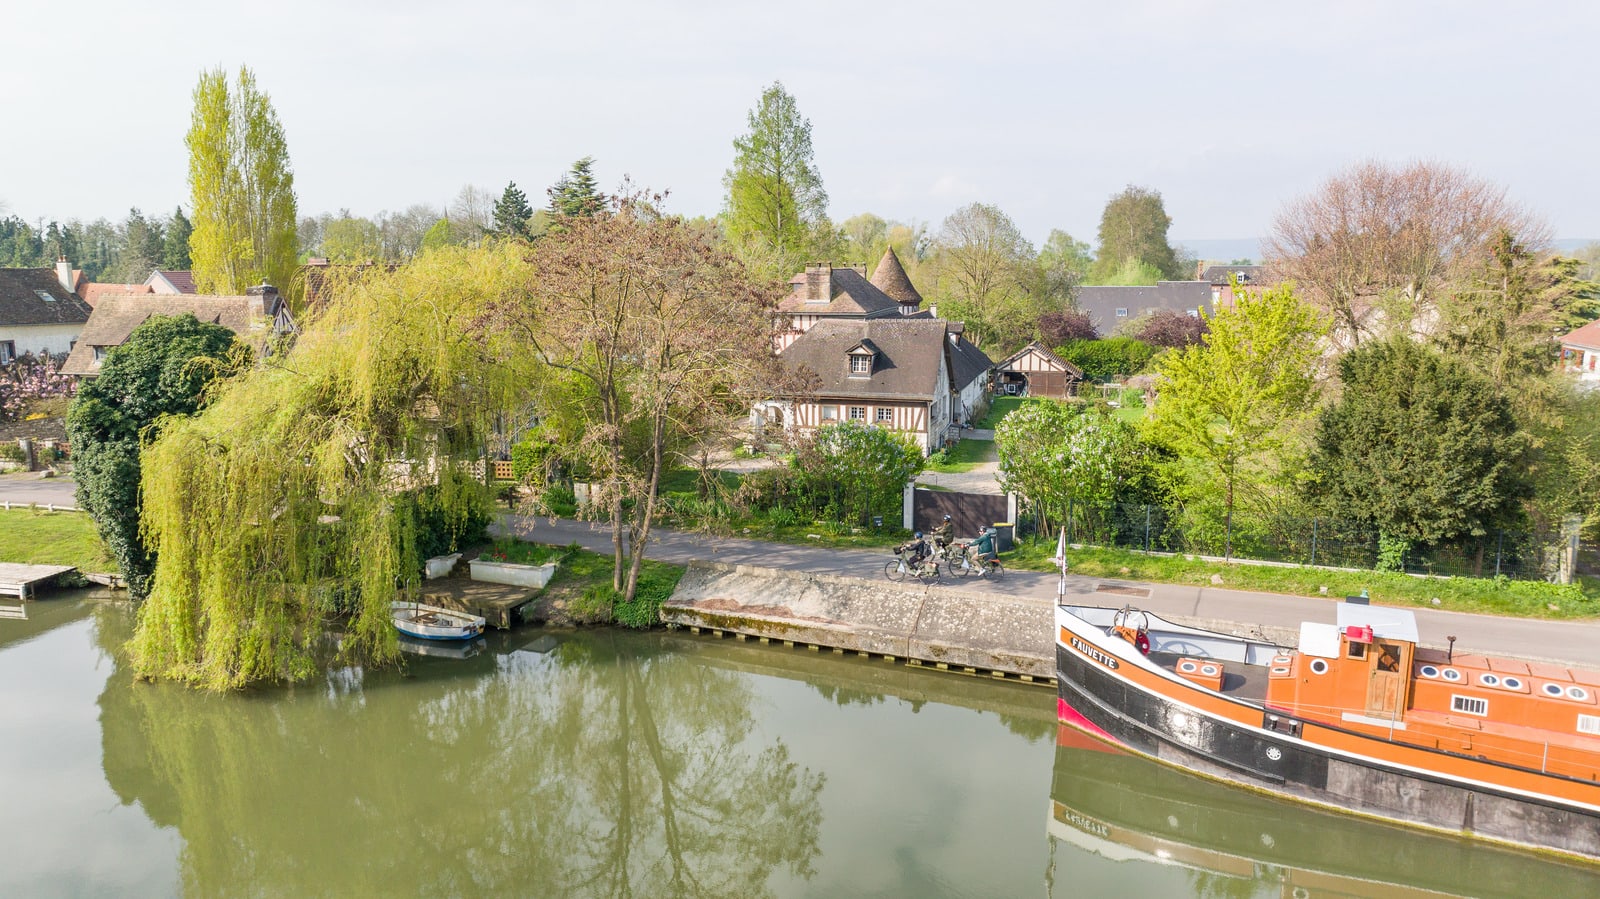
xmin=1298 ymin=622 xmax=1342 ymax=659
xmin=1335 ymin=602 xmax=1420 ymax=644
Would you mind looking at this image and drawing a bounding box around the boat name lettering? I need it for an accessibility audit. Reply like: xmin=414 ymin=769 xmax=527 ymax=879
xmin=1063 ymin=810 xmax=1110 ymax=839
xmin=1071 ymin=636 xmax=1119 ymax=670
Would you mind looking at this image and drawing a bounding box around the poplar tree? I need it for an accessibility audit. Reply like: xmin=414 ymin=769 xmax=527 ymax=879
xmin=186 ymin=66 xmax=298 ymax=295
xmin=1091 ymin=185 xmax=1183 ymax=283
xmin=722 ymin=81 xmax=829 ymax=277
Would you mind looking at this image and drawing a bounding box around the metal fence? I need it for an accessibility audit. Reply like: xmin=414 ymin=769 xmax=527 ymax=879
xmin=1020 ymin=502 xmax=1592 ymax=582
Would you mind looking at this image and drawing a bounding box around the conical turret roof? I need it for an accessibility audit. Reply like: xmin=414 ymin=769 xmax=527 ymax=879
xmin=869 ymin=247 xmax=923 ymax=308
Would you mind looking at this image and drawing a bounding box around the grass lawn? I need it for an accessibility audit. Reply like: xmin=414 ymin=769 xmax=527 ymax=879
xmin=1113 ymin=405 xmax=1146 ymax=423
xmin=0 ymin=508 xmax=115 ymax=571
xmin=1002 ymin=539 xmax=1600 ymax=620
xmin=973 ymin=396 xmax=1058 ymax=429
xmin=924 ymin=438 xmax=997 ymax=473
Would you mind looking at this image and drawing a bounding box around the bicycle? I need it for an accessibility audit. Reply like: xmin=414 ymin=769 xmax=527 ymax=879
xmin=885 ymin=546 xmax=941 ymax=583
xmin=944 ymin=541 xmax=1005 ymax=579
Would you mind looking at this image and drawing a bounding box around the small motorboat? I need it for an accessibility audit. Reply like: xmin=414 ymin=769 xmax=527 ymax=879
xmin=391 ymin=601 xmax=485 ymax=641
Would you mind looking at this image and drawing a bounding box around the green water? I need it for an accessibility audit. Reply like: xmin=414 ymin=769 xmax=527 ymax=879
xmin=2 ymin=595 xmax=1597 ymax=898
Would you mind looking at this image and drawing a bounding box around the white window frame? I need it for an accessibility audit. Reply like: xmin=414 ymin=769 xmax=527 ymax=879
xmin=1115 ymin=308 xmax=1128 ymax=318
xmin=850 ymin=354 xmax=872 ymax=375
xmin=0 ymin=340 xmax=14 ymax=364
xmin=848 ymin=406 xmax=866 ymax=421
xmin=820 ymin=405 xmax=839 ymax=421
xmin=875 ymin=407 xmax=893 ymax=424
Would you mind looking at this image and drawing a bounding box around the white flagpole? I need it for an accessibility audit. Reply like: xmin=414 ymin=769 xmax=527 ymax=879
xmin=1052 ymin=526 xmax=1068 ymax=602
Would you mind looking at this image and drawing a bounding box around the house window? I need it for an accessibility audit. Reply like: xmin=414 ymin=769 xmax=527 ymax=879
xmin=34 ymin=290 xmax=56 ymax=303
xmin=875 ymin=407 xmax=893 ymax=423
xmin=93 ymin=346 xmax=107 ymax=361
xmin=848 ymin=406 xmax=866 ymax=421
xmin=850 ymin=354 xmax=872 ymax=375
xmin=1116 ymin=308 xmax=1128 ymax=318
xmin=0 ymin=340 xmax=14 ymax=364
xmin=820 ymin=405 xmax=839 ymax=421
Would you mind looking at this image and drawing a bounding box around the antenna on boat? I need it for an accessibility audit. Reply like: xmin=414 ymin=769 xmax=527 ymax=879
xmin=1447 ymin=635 xmax=1456 ymax=663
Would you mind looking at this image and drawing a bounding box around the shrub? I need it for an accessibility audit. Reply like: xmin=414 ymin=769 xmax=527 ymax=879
xmin=0 ymin=442 xmax=25 ymax=462
xmin=1057 ymin=337 xmax=1159 ymax=382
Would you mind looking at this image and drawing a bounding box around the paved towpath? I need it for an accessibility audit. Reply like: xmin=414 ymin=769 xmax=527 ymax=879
xmin=500 ymin=513 xmax=1600 ymax=669
xmin=0 ymin=472 xmax=78 ymax=507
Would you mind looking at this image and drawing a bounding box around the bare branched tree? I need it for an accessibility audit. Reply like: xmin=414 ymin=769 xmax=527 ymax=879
xmin=1265 ymin=160 xmax=1548 ymax=348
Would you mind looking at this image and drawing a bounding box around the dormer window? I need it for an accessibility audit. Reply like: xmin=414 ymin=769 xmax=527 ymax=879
xmin=849 ymin=353 xmax=872 ymax=375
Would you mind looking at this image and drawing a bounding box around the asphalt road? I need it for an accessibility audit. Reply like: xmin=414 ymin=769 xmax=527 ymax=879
xmin=501 ymin=514 xmax=1600 ymax=669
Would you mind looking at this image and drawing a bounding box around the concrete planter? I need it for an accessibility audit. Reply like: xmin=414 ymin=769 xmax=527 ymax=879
xmin=424 ymin=552 xmax=462 ymax=579
xmin=470 ymin=558 xmax=557 ymax=589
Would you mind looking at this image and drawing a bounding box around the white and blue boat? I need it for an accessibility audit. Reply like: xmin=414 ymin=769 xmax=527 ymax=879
xmin=391 ymin=601 xmax=485 ymax=641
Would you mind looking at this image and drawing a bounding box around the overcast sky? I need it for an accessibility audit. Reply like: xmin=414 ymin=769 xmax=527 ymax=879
xmin=4 ymin=1 xmax=1598 ymax=252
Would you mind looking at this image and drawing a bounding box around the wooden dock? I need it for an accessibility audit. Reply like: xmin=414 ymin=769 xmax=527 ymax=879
xmin=0 ymin=563 xmax=78 ymax=600
xmin=413 ymin=577 xmax=537 ymax=630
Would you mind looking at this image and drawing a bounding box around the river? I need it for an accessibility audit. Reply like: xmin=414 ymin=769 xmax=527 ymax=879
xmin=2 ymin=593 xmax=1596 ymax=897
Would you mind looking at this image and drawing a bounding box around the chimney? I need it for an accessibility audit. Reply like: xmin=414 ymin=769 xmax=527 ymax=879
xmin=55 ymin=256 xmax=73 ymax=293
xmin=849 ymin=262 xmax=866 ymax=276
xmin=804 ymin=262 xmax=831 ymax=302
xmin=247 ymin=282 xmax=280 ymax=313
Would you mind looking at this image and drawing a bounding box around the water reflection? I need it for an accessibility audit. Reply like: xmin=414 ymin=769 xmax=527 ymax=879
xmin=1046 ymin=727 xmax=1600 ymax=898
xmin=97 ymin=621 xmax=824 ymax=896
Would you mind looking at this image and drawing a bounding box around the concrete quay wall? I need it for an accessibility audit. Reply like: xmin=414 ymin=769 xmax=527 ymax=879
xmin=662 ymin=562 xmax=1056 ymax=681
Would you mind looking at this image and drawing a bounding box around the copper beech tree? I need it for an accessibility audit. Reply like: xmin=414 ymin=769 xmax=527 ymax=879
xmin=491 ymin=191 xmax=787 ymax=604
xmin=1265 ymin=160 xmax=1546 ymax=348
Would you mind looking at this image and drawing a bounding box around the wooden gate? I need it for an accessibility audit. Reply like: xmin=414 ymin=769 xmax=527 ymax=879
xmin=912 ymin=488 xmax=1009 ymax=541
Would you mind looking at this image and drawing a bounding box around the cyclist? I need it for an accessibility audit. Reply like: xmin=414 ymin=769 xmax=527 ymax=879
xmin=969 ymin=526 xmax=998 ymax=569
xmin=932 ymin=515 xmax=954 ymax=551
xmin=899 ymin=531 xmax=933 ymax=574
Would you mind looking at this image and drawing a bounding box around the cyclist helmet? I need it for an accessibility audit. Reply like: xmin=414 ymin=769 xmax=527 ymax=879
xmin=942 ymin=514 xmax=952 ymax=521
xmin=913 ymin=531 xmax=923 ymax=538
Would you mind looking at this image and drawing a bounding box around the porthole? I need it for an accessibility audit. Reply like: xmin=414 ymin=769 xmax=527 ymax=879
xmin=1310 ymin=659 xmax=1329 ymax=675
xmin=1270 ymin=666 xmax=1290 ymax=676
xmin=1441 ymin=668 xmax=1462 ymax=682
xmin=1201 ymin=664 xmax=1220 ymax=677
xmin=1419 ymin=665 xmax=1439 ymax=678
xmin=1502 ymin=677 xmax=1522 ymax=690
xmin=1480 ymin=674 xmax=1500 ymax=687
xmin=1569 ymin=686 xmax=1590 ymax=702
xmin=1545 ymin=683 xmax=1565 ymax=697
xmin=1179 ymin=661 xmax=1197 ymax=673
xmin=1273 ymin=655 xmax=1292 ymax=665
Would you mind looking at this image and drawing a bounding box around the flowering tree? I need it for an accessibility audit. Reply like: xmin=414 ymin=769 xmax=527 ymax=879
xmin=0 ymin=352 xmax=75 ymax=422
xmin=995 ymin=402 xmax=1143 ymax=537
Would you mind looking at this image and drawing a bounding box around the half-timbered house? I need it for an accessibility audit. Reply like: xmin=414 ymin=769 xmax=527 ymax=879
xmin=993 ymin=341 xmax=1083 ymax=399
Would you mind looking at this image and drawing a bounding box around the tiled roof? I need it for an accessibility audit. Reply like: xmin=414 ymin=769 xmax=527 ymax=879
xmin=946 ymin=331 xmax=994 ymax=391
xmin=995 ymin=341 xmax=1084 ymax=379
xmin=777 ymin=264 xmax=902 ymax=318
xmin=148 ymin=270 xmax=197 ymax=294
xmin=779 ymin=318 xmax=949 ymax=401
xmin=1075 ymin=281 xmax=1212 ymax=331
xmin=80 ymin=282 xmax=153 ymax=308
xmin=0 ymin=268 xmax=93 ymax=327
xmin=1562 ymin=319 xmax=1600 ymax=352
xmin=868 ymin=247 xmax=923 ymax=308
xmin=61 ymin=293 xmax=291 ymax=375
xmin=1199 ymin=264 xmax=1267 ymax=286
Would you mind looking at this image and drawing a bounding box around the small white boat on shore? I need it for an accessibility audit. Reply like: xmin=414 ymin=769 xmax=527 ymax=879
xmin=391 ymin=602 xmax=485 ymax=642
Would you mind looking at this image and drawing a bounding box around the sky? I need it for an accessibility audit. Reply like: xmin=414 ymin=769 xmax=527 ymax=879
xmin=4 ymin=0 xmax=1599 ymax=254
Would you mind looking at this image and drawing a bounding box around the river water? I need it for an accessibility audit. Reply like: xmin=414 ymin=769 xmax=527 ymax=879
xmin=2 ymin=593 xmax=1597 ymax=898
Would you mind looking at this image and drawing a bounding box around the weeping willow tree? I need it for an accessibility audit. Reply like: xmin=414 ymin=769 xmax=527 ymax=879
xmin=129 ymin=244 xmax=538 ymax=689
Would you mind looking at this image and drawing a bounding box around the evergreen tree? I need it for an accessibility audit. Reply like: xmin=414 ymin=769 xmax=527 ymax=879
xmin=186 ymin=66 xmax=298 ymax=294
xmin=1091 ymin=185 xmax=1183 ymax=283
xmin=112 ymin=208 xmax=164 ymax=283
xmin=491 ymin=181 xmax=535 ymax=240
xmin=163 ymin=207 xmax=193 ymax=270
xmin=1310 ymin=337 xmax=1531 ymax=559
xmin=722 ymin=81 xmax=829 ymax=277
xmin=548 ymin=157 xmax=606 ymax=218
